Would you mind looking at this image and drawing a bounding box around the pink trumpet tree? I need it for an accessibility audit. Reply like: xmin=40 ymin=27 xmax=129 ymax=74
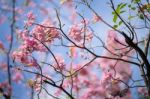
xmin=0 ymin=0 xmax=150 ymax=99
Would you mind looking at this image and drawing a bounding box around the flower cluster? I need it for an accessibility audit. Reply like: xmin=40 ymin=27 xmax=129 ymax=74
xmin=12 ymin=13 xmax=60 ymax=67
xmin=52 ymin=54 xmax=66 ymax=71
xmin=25 ymin=11 xmax=35 ymax=27
xmin=68 ymin=20 xmax=93 ymax=42
xmin=31 ymin=19 xmax=60 ymax=43
xmin=95 ymin=30 xmax=133 ymax=98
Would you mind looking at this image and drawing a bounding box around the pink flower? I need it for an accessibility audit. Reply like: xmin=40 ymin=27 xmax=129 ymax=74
xmin=12 ymin=51 xmax=29 ymax=63
xmin=106 ymin=30 xmax=118 ymax=51
xmin=80 ymin=87 xmax=106 ymax=99
xmin=85 ymin=31 xmax=93 ymax=41
xmin=25 ymin=11 xmax=35 ymax=26
xmin=92 ymin=14 xmax=102 ymax=23
xmin=17 ymin=29 xmax=28 ymax=40
xmin=23 ymin=38 xmax=38 ymax=52
xmin=69 ymin=24 xmax=83 ymax=42
xmin=31 ymin=19 xmax=60 ymax=43
xmin=52 ymin=54 xmax=66 ymax=70
xmin=69 ymin=22 xmax=93 ymax=42
xmin=12 ymin=70 xmax=23 ymax=83
xmin=27 ymin=11 xmax=35 ymax=21
xmin=81 ymin=18 xmax=89 ymax=25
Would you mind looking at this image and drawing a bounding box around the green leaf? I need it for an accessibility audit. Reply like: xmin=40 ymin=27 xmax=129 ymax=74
xmin=139 ymin=14 xmax=144 ymax=20
xmin=116 ymin=3 xmax=123 ymax=14
xmin=117 ymin=3 xmax=122 ymax=8
xmin=128 ymin=4 xmax=131 ymax=8
xmin=131 ymin=7 xmax=136 ymax=10
xmin=119 ymin=21 xmax=123 ymax=25
xmin=112 ymin=11 xmax=115 ymax=15
xmin=128 ymin=16 xmax=135 ymax=20
xmin=116 ymin=6 xmax=121 ymax=14
xmin=113 ymin=25 xmax=118 ymax=29
xmin=120 ymin=10 xmax=126 ymax=14
xmin=112 ymin=3 xmax=126 ymax=23
xmin=113 ymin=15 xmax=118 ymax=23
xmin=120 ymin=3 xmax=127 ymax=9
xmin=134 ymin=0 xmax=141 ymax=3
